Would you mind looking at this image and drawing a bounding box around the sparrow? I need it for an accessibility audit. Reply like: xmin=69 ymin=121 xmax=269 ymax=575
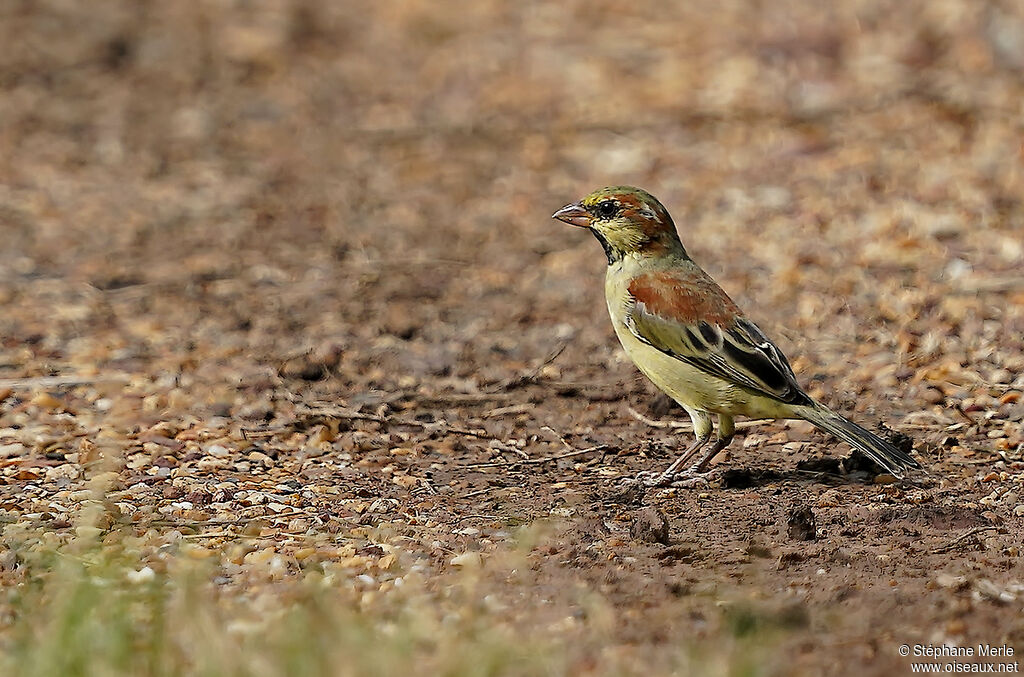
xmin=553 ymin=186 xmax=920 ymax=486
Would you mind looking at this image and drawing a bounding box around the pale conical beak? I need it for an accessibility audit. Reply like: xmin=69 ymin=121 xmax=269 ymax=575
xmin=551 ymin=202 xmax=591 ymax=228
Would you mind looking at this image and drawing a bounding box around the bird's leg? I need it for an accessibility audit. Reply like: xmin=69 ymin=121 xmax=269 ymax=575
xmin=633 ymin=409 xmax=714 ymax=487
xmin=681 ymin=434 xmax=732 ymax=471
xmin=662 ymin=415 xmax=736 ymax=488
xmin=635 ymin=435 xmax=710 ymax=486
xmin=660 ymin=435 xmax=710 ymax=477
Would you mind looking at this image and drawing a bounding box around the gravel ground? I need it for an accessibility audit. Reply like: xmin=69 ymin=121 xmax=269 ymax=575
xmin=1 ymin=1 xmax=1023 ymax=675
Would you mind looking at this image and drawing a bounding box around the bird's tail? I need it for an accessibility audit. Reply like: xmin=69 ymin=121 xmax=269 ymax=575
xmin=797 ymin=405 xmax=920 ymax=478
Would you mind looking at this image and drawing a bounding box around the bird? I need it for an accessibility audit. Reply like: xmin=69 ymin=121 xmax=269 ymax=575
xmin=552 ymin=186 xmax=920 ymax=486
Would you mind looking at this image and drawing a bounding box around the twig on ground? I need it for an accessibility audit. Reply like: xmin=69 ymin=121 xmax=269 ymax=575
xmin=482 ymin=403 xmax=534 ymax=418
xmin=275 ymin=348 xmax=314 ymax=376
xmin=181 ymin=532 xmax=256 ymax=540
xmin=956 ymin=453 xmax=1012 ymax=465
xmin=418 ymin=476 xmax=439 ymax=495
xmin=0 ymin=374 xmax=131 ymax=389
xmin=952 ymin=403 xmax=976 ymax=425
xmin=412 ymin=392 xmax=515 ymax=405
xmin=344 ymin=257 xmax=474 ymax=269
xmin=463 ymin=444 xmax=609 ymax=469
xmin=540 ymin=425 xmax=577 ymax=452
xmin=627 ymin=406 xmax=770 ymax=431
xmin=143 ymin=510 xmax=315 ymax=529
xmin=0 ymin=458 xmax=67 ymax=468
xmin=240 ymin=428 xmax=278 ymax=440
xmin=950 ymin=276 xmax=1024 ymax=295
xmin=930 ymin=526 xmax=1001 ymax=554
xmin=493 ymin=340 xmax=568 ymax=391
xmin=464 ymin=486 xmax=502 ymax=498
xmin=296 ymin=405 xmax=501 ymax=440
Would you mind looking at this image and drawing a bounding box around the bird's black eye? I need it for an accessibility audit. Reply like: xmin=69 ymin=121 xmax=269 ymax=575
xmin=596 ymin=200 xmax=618 ymax=218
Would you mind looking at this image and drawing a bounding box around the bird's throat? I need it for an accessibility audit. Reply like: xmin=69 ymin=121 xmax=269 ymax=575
xmin=589 ymin=228 xmax=621 ymax=265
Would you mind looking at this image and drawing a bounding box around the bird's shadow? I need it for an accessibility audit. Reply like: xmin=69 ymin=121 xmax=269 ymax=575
xmin=718 ymin=466 xmax=866 ymax=489
xmin=718 ymin=453 xmax=931 ymax=489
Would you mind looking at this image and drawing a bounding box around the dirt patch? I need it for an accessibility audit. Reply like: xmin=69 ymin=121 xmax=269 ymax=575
xmin=1 ymin=1 xmax=1023 ymax=675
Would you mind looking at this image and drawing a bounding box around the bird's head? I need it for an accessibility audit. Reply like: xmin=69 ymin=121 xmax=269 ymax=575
xmin=552 ymin=186 xmax=685 ymax=264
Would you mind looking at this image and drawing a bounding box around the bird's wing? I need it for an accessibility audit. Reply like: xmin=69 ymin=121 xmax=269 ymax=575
xmin=624 ymin=269 xmax=812 ymax=406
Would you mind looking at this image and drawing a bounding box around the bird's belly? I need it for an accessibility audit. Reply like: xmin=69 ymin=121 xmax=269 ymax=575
xmin=612 ymin=321 xmax=793 ymax=419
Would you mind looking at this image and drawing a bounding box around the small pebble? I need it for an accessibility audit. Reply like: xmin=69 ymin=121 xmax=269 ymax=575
xmin=450 ymin=552 xmax=482 ymax=568
xmin=787 ymin=506 xmax=817 ymax=541
xmin=631 ymin=507 xmax=670 ymax=545
xmin=126 ymin=567 xmax=156 ymax=584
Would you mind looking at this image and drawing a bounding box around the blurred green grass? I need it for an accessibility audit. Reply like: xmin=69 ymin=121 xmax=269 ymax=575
xmin=1 ymin=536 xmax=558 ymax=677
xmin=0 ymin=527 xmax=789 ymax=677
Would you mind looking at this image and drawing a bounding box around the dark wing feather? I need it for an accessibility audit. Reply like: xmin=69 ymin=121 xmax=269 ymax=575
xmin=625 ymin=273 xmax=812 ymax=406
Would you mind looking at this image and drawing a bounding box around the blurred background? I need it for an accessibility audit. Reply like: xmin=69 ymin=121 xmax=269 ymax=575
xmin=0 ymin=0 xmax=1021 ymax=403
xmin=1 ymin=4 xmax=1023 ymax=674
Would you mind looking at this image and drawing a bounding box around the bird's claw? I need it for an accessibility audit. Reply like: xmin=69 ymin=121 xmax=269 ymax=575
xmin=629 ymin=468 xmax=715 ymax=488
xmin=631 ymin=470 xmax=667 ymax=487
xmin=666 ymin=473 xmax=712 ymax=489
xmin=621 ymin=466 xmax=717 ymax=489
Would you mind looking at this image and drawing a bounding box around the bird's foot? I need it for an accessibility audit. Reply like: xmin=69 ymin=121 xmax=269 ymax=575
xmin=634 ymin=467 xmax=716 ymax=488
xmin=630 ymin=470 xmax=663 ymax=487
xmin=666 ymin=469 xmax=715 ymax=488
